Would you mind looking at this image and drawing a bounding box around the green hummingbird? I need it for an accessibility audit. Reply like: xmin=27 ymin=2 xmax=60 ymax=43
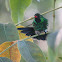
xmin=17 ymin=13 xmax=48 ymax=40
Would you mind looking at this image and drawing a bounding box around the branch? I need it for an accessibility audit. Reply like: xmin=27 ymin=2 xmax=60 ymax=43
xmin=0 ymin=32 xmax=49 ymax=55
xmin=16 ymin=6 xmax=62 ymax=26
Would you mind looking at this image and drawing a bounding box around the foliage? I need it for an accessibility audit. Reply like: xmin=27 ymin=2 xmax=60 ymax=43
xmin=0 ymin=0 xmax=62 ymax=62
xmin=0 ymin=41 xmax=21 ymax=62
xmin=0 ymin=57 xmax=12 ymax=62
xmin=17 ymin=41 xmax=46 ymax=62
xmin=10 ymin=0 xmax=32 ymax=24
xmin=0 ymin=23 xmax=19 ymax=44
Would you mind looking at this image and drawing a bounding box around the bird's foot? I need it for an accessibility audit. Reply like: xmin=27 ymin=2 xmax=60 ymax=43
xmin=35 ymin=31 xmax=41 ymax=35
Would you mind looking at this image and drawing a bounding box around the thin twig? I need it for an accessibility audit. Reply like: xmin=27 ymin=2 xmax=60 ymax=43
xmin=0 ymin=32 xmax=49 ymax=55
xmin=25 ymin=24 xmax=33 ymax=27
xmin=16 ymin=6 xmax=62 ymax=26
xmin=53 ymin=0 xmax=56 ymax=31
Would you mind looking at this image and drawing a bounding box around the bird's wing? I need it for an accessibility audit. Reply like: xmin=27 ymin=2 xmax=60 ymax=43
xmin=17 ymin=27 xmax=35 ymax=36
xmin=17 ymin=27 xmax=48 ymax=40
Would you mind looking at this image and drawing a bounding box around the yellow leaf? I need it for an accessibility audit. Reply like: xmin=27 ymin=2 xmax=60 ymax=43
xmin=0 ymin=41 xmax=21 ymax=62
xmin=16 ymin=25 xmax=33 ymax=42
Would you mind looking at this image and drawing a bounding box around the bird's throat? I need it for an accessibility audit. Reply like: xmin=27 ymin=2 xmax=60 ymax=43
xmin=35 ymin=18 xmax=41 ymax=23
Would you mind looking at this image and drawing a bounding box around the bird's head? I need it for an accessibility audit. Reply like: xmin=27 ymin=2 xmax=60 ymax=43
xmin=34 ymin=13 xmax=40 ymax=18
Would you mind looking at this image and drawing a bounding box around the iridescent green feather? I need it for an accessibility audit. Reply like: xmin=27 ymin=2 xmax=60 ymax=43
xmin=32 ymin=15 xmax=48 ymax=32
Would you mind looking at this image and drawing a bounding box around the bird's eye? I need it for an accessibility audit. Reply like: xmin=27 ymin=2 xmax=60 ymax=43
xmin=35 ymin=16 xmax=38 ymax=18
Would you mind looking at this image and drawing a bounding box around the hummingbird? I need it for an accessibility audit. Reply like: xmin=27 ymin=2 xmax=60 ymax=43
xmin=17 ymin=13 xmax=48 ymax=40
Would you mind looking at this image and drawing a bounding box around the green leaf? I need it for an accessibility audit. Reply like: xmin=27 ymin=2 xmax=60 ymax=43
xmin=0 ymin=23 xmax=19 ymax=44
xmin=59 ymin=57 xmax=62 ymax=60
xmin=57 ymin=41 xmax=62 ymax=58
xmin=0 ymin=0 xmax=13 ymax=23
xmin=47 ymin=31 xmax=59 ymax=62
xmin=17 ymin=41 xmax=46 ymax=62
xmin=20 ymin=56 xmax=26 ymax=62
xmin=47 ymin=31 xmax=59 ymax=50
xmin=47 ymin=30 xmax=62 ymax=62
xmin=10 ymin=0 xmax=32 ymax=24
xmin=0 ymin=57 xmax=12 ymax=62
xmin=5 ymin=0 xmax=10 ymax=11
xmin=56 ymin=29 xmax=62 ymax=58
xmin=56 ymin=58 xmax=62 ymax=62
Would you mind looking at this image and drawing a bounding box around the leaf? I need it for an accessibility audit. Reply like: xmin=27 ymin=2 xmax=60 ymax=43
xmin=47 ymin=31 xmax=59 ymax=62
xmin=47 ymin=31 xmax=59 ymax=50
xmin=16 ymin=25 xmax=33 ymax=42
xmin=5 ymin=0 xmax=10 ymax=11
xmin=47 ymin=29 xmax=62 ymax=62
xmin=55 ymin=29 xmax=62 ymax=58
xmin=0 ymin=23 xmax=19 ymax=44
xmin=20 ymin=56 xmax=26 ymax=62
xmin=0 ymin=57 xmax=12 ymax=62
xmin=10 ymin=0 xmax=32 ymax=24
xmin=56 ymin=58 xmax=62 ymax=62
xmin=33 ymin=0 xmax=53 ymax=12
xmin=57 ymin=41 xmax=62 ymax=58
xmin=17 ymin=41 xmax=46 ymax=62
xmin=0 ymin=0 xmax=13 ymax=23
xmin=59 ymin=57 xmax=62 ymax=60
xmin=0 ymin=41 xmax=21 ymax=62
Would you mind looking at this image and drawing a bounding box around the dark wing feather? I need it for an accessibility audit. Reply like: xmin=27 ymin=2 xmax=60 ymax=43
xmin=17 ymin=27 xmax=48 ymax=40
xmin=17 ymin=27 xmax=35 ymax=36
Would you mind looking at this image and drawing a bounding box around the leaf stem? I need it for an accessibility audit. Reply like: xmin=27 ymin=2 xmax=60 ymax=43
xmin=0 ymin=42 xmax=17 ymax=55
